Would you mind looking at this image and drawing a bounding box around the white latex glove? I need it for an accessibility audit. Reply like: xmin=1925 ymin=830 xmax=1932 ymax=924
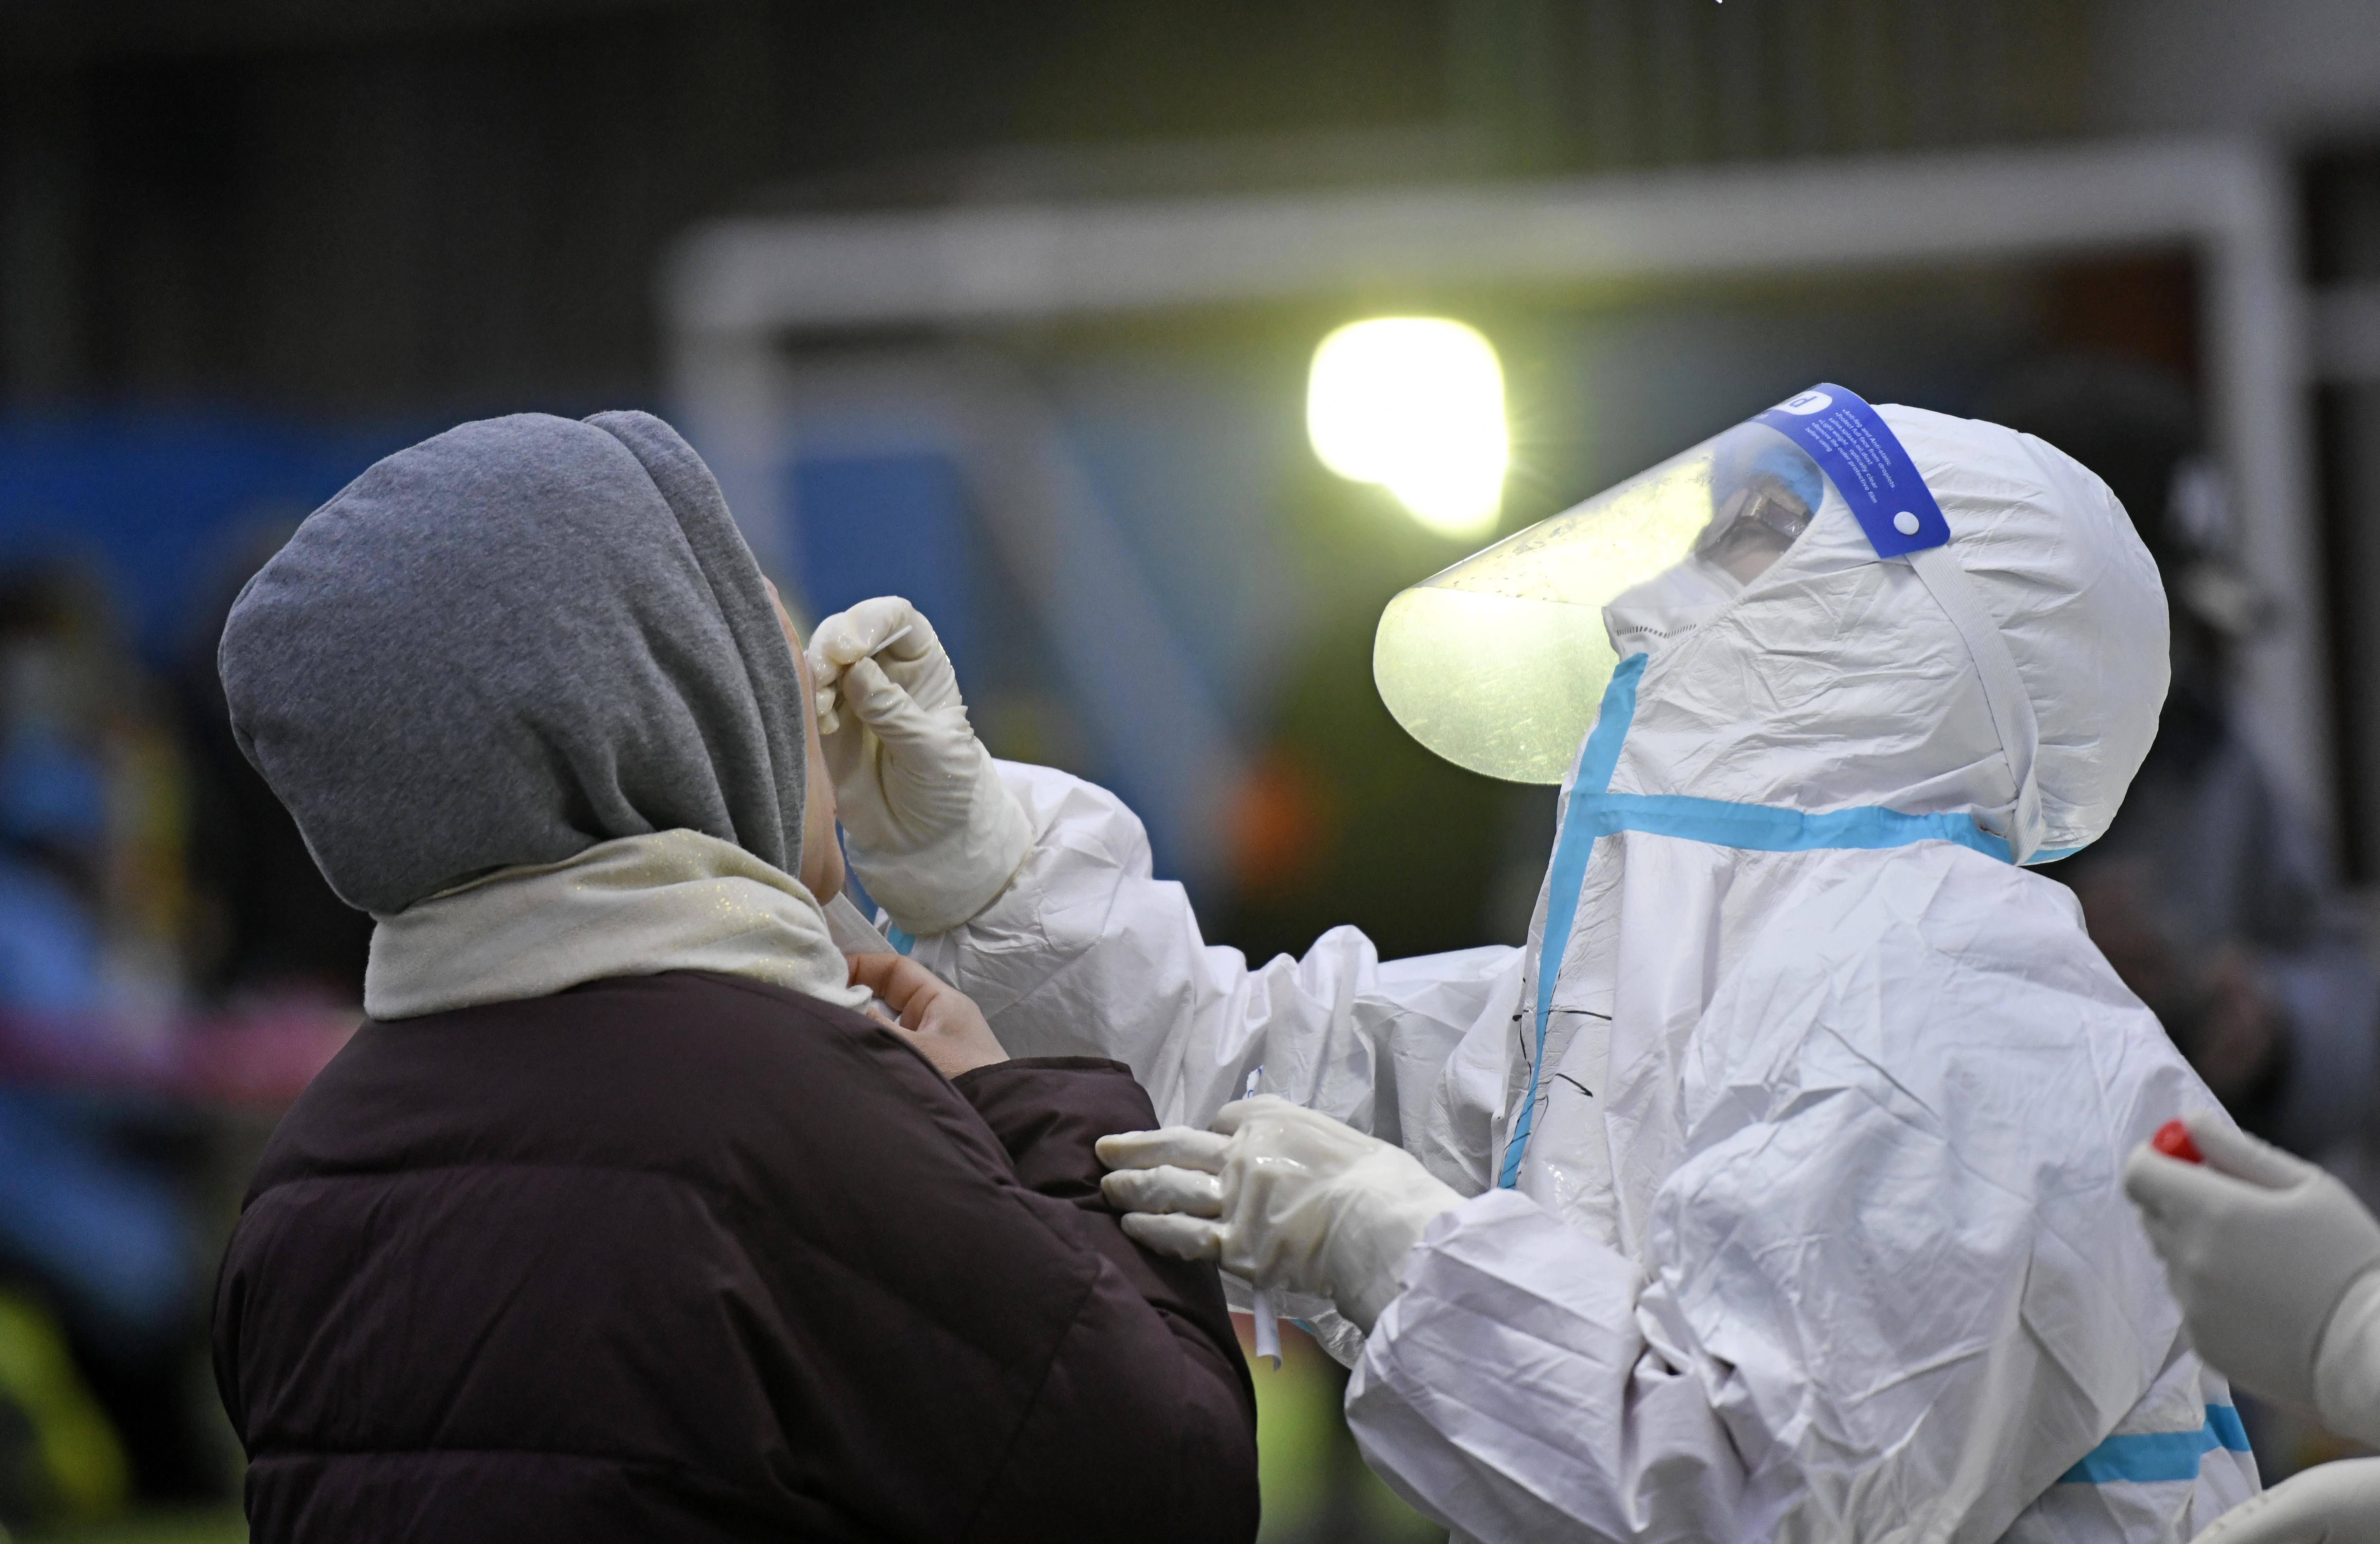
xmin=1096 ymin=1096 xmax=1461 ymax=1334
xmin=2193 ymin=1458 xmax=2380 ymax=1544
xmin=2125 ymin=1110 xmax=2380 ymax=1444
xmin=805 ymin=597 xmax=1033 ymax=937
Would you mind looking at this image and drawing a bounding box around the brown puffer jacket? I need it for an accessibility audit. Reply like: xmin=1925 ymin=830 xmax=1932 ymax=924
xmin=212 ymin=970 xmax=1258 ymax=1543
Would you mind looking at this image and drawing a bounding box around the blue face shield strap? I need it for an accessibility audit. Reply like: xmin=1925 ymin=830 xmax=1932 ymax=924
xmin=1752 ymin=385 xmax=1951 ymax=556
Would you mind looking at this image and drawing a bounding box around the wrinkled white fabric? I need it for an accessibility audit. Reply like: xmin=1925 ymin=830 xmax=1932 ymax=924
xmin=367 ymin=827 xmax=869 ymax=1019
xmin=907 ymin=760 xmax=1523 ymax=1165
xmin=911 ymin=406 xmax=2251 ymax=1541
xmin=1098 ymin=1096 xmax=1464 ymax=1332
xmin=806 ymin=597 xmax=1034 ymax=936
xmin=1603 ymin=546 xmax=1745 ymax=648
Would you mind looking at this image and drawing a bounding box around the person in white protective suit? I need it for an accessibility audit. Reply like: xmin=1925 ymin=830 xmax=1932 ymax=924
xmin=2126 ymin=1112 xmax=2380 ymax=1543
xmin=808 ymin=384 xmax=2261 ymax=1542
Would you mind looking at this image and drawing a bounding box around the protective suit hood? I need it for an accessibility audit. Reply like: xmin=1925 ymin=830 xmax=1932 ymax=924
xmin=1608 ymin=403 xmax=2168 ymax=862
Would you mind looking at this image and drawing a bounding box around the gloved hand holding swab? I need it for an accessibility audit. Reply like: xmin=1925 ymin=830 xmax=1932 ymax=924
xmin=802 ymin=597 xmax=1034 ymax=938
xmin=813 ymin=621 xmax=912 ymax=733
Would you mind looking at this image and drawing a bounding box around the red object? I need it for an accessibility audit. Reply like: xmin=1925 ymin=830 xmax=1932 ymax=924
xmin=2153 ymin=1119 xmax=2204 ymax=1164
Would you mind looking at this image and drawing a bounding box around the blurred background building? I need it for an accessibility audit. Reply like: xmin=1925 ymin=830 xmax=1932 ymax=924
xmin=2 ymin=1 xmax=2379 ymax=1538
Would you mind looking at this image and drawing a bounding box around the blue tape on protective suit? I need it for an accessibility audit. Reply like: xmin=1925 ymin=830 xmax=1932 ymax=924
xmin=1584 ymin=792 xmax=2009 ymax=862
xmin=1497 ymin=655 xmax=1645 ymax=1189
xmin=1495 ymin=652 xmax=2015 ymax=1189
xmin=2056 ymin=1407 xmax=2252 ymax=1486
xmin=1754 ymin=384 xmax=1951 ymax=558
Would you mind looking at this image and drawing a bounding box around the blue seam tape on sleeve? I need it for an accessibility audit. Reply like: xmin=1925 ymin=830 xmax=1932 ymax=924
xmin=2056 ymin=1407 xmax=2253 ymax=1486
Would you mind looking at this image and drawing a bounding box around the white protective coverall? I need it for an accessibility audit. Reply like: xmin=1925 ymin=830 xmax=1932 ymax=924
xmin=900 ymin=403 xmax=2257 ymax=1543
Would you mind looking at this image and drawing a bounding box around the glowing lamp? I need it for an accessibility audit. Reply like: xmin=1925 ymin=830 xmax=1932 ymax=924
xmin=1307 ymin=318 xmax=1508 ymax=540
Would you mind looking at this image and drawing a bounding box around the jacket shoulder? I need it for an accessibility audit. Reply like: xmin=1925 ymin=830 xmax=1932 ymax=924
xmin=245 ymin=970 xmax=990 ymax=1199
xmin=215 ymin=971 xmax=1135 ymax=1537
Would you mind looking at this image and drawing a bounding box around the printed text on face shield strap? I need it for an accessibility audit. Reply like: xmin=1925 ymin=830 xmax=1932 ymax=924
xmin=1754 ymin=383 xmax=1951 ymax=558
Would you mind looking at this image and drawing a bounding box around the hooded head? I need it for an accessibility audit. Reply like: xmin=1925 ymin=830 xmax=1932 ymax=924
xmin=1607 ymin=403 xmax=2170 ymax=858
xmin=220 ymin=410 xmax=815 ymax=916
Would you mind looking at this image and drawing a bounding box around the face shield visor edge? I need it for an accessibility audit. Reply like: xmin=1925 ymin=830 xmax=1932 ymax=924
xmin=1371 ymin=420 xmax=1824 ymax=786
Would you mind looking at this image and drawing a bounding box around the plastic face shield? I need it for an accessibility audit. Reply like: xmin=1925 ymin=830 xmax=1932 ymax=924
xmin=1372 ymin=421 xmax=1824 ymax=784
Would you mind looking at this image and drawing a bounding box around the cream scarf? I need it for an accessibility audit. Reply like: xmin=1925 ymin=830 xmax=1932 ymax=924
xmin=365 ymin=828 xmax=874 ymax=1020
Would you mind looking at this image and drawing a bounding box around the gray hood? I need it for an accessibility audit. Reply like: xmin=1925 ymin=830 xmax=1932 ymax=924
xmin=219 ymin=409 xmax=807 ymax=916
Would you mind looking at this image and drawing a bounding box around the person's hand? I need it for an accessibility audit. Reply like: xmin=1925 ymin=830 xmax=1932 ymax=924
xmin=1096 ymin=1096 xmax=1460 ymax=1333
xmin=847 ymin=952 xmax=1008 ymax=1080
xmin=2124 ymin=1111 xmax=2380 ymax=1424
xmin=806 ymin=598 xmax=1033 ymax=937
xmin=2192 ymin=1457 xmax=2380 ymax=1544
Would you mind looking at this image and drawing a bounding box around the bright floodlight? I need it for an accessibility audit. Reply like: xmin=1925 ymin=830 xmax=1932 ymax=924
xmin=1307 ymin=318 xmax=1508 ymax=539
